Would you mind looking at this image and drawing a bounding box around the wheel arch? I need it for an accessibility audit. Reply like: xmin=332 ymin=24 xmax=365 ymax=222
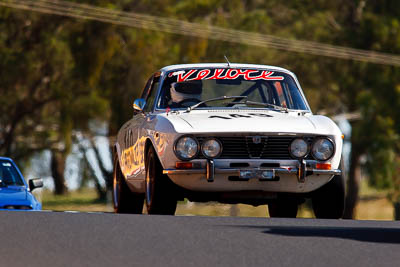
xmin=144 ymin=138 xmax=160 ymax=168
xmin=144 ymin=136 xmax=172 ymax=171
xmin=112 ymin=142 xmax=126 ymax=180
xmin=144 ymin=139 xmax=152 ymax=167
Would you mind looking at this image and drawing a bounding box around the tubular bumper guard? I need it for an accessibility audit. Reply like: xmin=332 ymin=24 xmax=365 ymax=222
xmin=163 ymin=160 xmax=341 ymax=183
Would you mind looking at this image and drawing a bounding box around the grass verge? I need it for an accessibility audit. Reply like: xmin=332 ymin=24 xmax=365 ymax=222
xmin=38 ymin=183 xmax=394 ymax=220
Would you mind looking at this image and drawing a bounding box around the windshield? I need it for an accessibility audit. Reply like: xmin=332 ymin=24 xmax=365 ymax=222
xmin=0 ymin=160 xmax=25 ymax=186
xmin=157 ymin=68 xmax=309 ymax=111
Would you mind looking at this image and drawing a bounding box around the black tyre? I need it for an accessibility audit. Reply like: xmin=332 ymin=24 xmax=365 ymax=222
xmin=145 ymin=147 xmax=177 ymax=215
xmin=312 ymin=173 xmax=345 ymax=219
xmin=268 ymin=201 xmax=298 ymax=218
xmin=113 ymin=157 xmax=144 ymax=214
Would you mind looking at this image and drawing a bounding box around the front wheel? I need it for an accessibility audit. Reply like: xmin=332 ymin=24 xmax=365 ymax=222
xmin=312 ymin=174 xmax=345 ymax=219
xmin=145 ymin=147 xmax=177 ymax=215
xmin=268 ymin=201 xmax=298 ymax=218
xmin=113 ymin=157 xmax=144 ymax=214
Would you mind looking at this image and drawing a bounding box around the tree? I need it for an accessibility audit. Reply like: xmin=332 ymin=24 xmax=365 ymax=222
xmin=3 ymin=0 xmax=400 ymax=214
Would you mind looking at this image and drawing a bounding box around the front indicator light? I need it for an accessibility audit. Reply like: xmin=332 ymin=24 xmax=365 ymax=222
xmin=316 ymin=163 xmax=331 ymax=170
xmin=176 ymin=162 xmax=193 ymax=169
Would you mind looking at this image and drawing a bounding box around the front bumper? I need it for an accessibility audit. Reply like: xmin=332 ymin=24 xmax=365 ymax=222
xmin=163 ymin=159 xmax=341 ymax=193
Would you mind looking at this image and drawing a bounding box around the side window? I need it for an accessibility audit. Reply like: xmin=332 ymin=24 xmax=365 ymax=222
xmin=143 ymin=77 xmax=160 ymax=113
xmin=282 ymin=83 xmax=295 ymax=108
xmin=273 ymin=81 xmax=288 ymax=108
xmin=140 ymin=76 xmax=154 ymax=100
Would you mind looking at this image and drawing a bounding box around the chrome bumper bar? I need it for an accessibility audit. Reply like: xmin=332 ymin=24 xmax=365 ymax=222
xmin=163 ymin=162 xmax=341 ymax=183
xmin=163 ymin=168 xmax=340 ymax=175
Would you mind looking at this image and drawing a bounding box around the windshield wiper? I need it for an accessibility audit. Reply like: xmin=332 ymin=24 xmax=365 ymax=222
xmin=235 ymin=100 xmax=289 ymax=113
xmin=186 ymin=96 xmax=248 ymax=112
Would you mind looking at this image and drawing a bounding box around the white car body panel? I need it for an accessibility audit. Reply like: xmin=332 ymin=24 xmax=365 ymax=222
xmin=161 ymin=111 xmax=337 ymax=134
xmin=115 ymin=63 xmax=343 ymax=196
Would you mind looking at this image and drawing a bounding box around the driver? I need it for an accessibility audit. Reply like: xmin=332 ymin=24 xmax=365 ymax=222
xmin=169 ymin=81 xmax=202 ymax=108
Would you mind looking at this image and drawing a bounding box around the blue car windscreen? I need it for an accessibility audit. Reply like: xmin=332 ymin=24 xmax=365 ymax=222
xmin=0 ymin=160 xmax=25 ymax=186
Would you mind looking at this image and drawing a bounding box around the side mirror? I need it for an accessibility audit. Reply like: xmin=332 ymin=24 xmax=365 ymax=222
xmin=29 ymin=178 xmax=43 ymax=191
xmin=133 ymin=98 xmax=146 ymax=113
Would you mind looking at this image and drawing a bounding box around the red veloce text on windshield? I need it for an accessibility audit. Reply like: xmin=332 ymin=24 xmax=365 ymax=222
xmin=168 ymin=69 xmax=284 ymax=82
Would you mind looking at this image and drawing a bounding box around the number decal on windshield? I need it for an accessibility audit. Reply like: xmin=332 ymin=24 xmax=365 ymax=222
xmin=169 ymin=69 xmax=284 ymax=82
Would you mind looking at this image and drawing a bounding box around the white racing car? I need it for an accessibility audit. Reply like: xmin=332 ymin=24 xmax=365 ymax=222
xmin=113 ymin=63 xmax=345 ymax=218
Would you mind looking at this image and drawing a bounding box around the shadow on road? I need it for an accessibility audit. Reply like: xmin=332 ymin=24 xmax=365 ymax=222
xmin=235 ymin=225 xmax=400 ymax=244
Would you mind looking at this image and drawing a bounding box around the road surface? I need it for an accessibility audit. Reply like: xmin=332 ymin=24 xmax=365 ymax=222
xmin=1 ymin=211 xmax=399 ymax=266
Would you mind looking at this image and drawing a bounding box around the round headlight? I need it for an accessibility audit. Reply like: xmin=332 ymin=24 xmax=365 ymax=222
xmin=174 ymin=136 xmax=199 ymax=160
xmin=201 ymin=139 xmax=222 ymax=158
xmin=312 ymin=138 xmax=334 ymax=161
xmin=289 ymin=138 xmax=309 ymax=158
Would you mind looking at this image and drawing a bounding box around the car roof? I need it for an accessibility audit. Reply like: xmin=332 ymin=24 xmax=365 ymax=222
xmin=0 ymin=157 xmax=13 ymax=162
xmin=159 ymin=63 xmax=295 ymax=76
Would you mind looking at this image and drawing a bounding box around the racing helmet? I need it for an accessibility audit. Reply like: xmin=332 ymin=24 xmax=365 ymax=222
xmin=170 ymin=81 xmax=202 ymax=104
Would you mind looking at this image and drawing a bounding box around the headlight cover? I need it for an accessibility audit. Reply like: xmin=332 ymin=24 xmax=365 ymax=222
xmin=289 ymin=138 xmax=309 ymax=158
xmin=312 ymin=138 xmax=335 ymax=161
xmin=174 ymin=136 xmax=199 ymax=160
xmin=201 ymin=138 xmax=222 ymax=158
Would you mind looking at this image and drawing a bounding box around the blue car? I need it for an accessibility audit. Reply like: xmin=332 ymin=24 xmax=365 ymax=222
xmin=0 ymin=157 xmax=43 ymax=210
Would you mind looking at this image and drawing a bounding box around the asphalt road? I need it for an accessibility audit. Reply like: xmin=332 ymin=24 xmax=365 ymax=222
xmin=1 ymin=211 xmax=400 ymax=267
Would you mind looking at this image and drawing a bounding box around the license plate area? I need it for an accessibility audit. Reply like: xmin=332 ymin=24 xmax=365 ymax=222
xmin=238 ymin=169 xmax=279 ymax=181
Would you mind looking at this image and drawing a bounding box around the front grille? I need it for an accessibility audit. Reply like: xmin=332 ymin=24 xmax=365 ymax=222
xmin=197 ymin=136 xmax=314 ymax=160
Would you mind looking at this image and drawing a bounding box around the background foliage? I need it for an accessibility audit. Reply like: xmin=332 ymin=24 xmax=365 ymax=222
xmin=1 ymin=0 xmax=400 ymax=219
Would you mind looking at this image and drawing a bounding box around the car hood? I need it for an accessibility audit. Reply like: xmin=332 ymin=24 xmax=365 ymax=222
xmin=161 ymin=110 xmax=341 ymax=136
xmin=0 ymin=186 xmax=28 ymax=204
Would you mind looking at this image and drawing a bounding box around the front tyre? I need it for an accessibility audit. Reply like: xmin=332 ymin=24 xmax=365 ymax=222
xmin=312 ymin=173 xmax=345 ymax=219
xmin=268 ymin=201 xmax=298 ymax=218
xmin=113 ymin=157 xmax=144 ymax=214
xmin=145 ymin=147 xmax=177 ymax=215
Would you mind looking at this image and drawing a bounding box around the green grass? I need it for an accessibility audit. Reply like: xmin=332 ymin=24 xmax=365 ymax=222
xmin=37 ymin=184 xmax=393 ymax=220
xmin=176 ymin=202 xmax=314 ymax=218
xmin=359 ymin=178 xmax=388 ymax=198
xmin=38 ymin=188 xmax=314 ymax=216
xmin=38 ymin=189 xmax=113 ymax=212
xmin=356 ymin=178 xmax=394 ymax=220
